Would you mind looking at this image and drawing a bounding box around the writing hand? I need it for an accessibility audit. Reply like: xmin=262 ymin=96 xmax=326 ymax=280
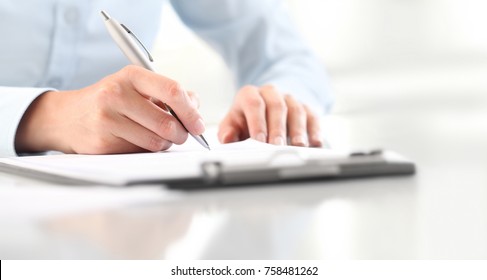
xmin=15 ymin=65 xmax=204 ymax=154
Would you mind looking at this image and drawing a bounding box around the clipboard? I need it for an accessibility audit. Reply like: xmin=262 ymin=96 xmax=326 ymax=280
xmin=0 ymin=140 xmax=415 ymax=188
xmin=168 ymin=149 xmax=415 ymax=189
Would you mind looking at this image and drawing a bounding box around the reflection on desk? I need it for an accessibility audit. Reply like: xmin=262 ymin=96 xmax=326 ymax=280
xmin=0 ymin=177 xmax=417 ymax=259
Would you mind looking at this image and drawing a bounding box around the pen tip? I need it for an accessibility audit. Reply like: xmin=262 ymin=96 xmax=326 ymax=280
xmin=199 ymin=135 xmax=210 ymax=151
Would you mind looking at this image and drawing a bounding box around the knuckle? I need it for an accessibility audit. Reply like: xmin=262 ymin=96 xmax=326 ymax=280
xmin=147 ymin=135 xmax=167 ymax=152
xmin=156 ymin=115 xmax=176 ymax=137
xmin=240 ymin=85 xmax=258 ymax=94
xmin=243 ymin=94 xmax=265 ymax=109
xmin=182 ymin=108 xmax=200 ymax=124
xmin=261 ymin=84 xmax=276 ymax=92
xmin=154 ymin=116 xmax=189 ymax=145
xmin=121 ymin=65 xmax=140 ymax=79
xmin=106 ymin=81 xmax=124 ymax=96
xmin=94 ymin=81 xmax=123 ymax=108
xmin=284 ymin=94 xmax=295 ymax=103
xmin=268 ymin=98 xmax=287 ymax=114
xmin=167 ymin=81 xmax=184 ymax=100
xmin=187 ymin=90 xmax=199 ymax=100
xmin=288 ymin=102 xmax=305 ymax=116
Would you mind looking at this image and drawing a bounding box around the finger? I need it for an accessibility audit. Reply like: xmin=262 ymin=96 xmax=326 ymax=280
xmin=285 ymin=95 xmax=308 ymax=147
xmin=117 ymin=90 xmax=189 ymax=145
xmin=123 ymin=66 xmax=205 ymax=136
xmin=260 ymin=85 xmax=287 ymax=145
xmin=110 ymin=113 xmax=173 ymax=152
xmin=218 ymin=112 xmax=245 ymax=143
xmin=236 ymin=86 xmax=267 ymax=142
xmin=218 ymin=124 xmax=240 ymax=143
xmin=304 ymin=105 xmax=323 ymax=147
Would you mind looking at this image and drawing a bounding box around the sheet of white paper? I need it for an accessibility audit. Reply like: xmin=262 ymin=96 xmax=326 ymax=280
xmin=0 ymin=140 xmax=272 ymax=185
xmin=0 ymin=138 xmax=348 ymax=186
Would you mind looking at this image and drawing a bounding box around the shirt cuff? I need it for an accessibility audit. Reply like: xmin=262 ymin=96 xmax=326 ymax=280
xmin=0 ymin=87 xmax=55 ymax=157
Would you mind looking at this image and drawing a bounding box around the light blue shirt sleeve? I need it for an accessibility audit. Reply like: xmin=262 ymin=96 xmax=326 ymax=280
xmin=0 ymin=0 xmax=163 ymax=157
xmin=170 ymin=0 xmax=333 ymax=115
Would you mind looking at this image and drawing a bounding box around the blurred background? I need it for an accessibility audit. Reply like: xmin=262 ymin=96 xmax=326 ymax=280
xmin=151 ymin=0 xmax=487 ymax=126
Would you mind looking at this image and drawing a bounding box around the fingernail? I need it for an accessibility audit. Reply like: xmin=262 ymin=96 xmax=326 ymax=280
xmin=254 ymin=132 xmax=267 ymax=143
xmin=292 ymin=135 xmax=308 ymax=147
xmin=272 ymin=136 xmax=286 ymax=146
xmin=194 ymin=118 xmax=206 ymax=135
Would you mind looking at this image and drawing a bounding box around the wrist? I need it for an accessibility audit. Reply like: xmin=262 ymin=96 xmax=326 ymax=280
xmin=15 ymin=90 xmax=66 ymax=153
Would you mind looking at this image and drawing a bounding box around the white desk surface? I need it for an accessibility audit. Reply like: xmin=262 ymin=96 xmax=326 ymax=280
xmin=1 ymin=64 xmax=487 ymax=259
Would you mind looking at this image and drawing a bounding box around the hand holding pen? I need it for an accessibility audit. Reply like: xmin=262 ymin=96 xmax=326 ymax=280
xmin=101 ymin=10 xmax=210 ymax=150
xmin=15 ymin=14 xmax=208 ymax=155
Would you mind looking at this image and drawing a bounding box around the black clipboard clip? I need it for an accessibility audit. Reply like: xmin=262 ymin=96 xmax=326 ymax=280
xmin=168 ymin=149 xmax=416 ymax=189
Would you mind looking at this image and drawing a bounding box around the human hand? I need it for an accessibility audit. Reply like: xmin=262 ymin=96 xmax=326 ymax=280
xmin=15 ymin=65 xmax=204 ymax=154
xmin=218 ymin=85 xmax=323 ymax=147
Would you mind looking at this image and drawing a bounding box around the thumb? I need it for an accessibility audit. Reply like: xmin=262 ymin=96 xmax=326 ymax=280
xmin=218 ymin=124 xmax=240 ymax=143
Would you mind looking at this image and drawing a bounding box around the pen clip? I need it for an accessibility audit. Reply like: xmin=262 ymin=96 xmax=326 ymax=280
xmin=120 ymin=24 xmax=154 ymax=62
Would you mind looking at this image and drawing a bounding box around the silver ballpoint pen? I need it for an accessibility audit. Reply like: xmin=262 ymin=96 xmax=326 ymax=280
xmin=100 ymin=10 xmax=210 ymax=150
